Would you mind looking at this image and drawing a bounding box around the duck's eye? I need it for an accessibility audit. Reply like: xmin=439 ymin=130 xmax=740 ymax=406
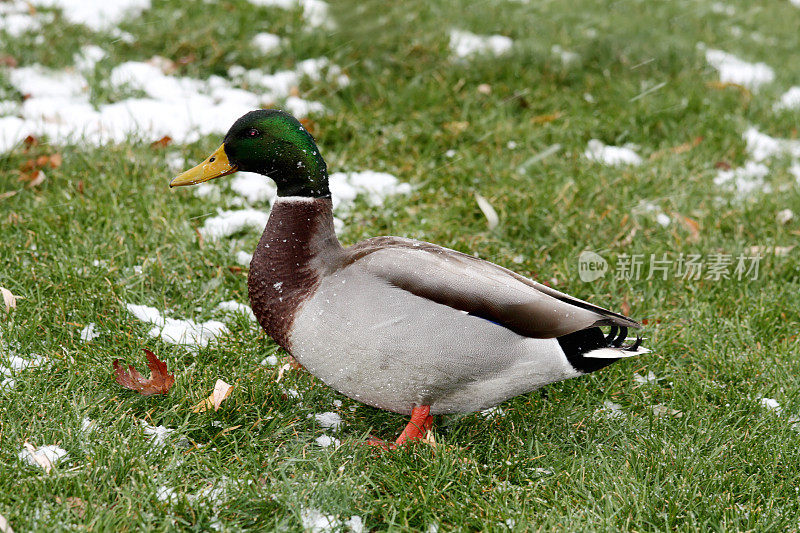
xmin=246 ymin=128 xmax=260 ymax=137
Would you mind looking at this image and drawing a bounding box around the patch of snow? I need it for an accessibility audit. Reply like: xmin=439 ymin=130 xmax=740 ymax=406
xmin=759 ymin=397 xmax=781 ymax=413
xmin=252 ymin=32 xmax=282 ymax=54
xmin=315 ymin=434 xmax=340 ymax=448
xmin=633 ymin=371 xmax=658 ymax=384
xmin=584 ymin=139 xmax=642 ymax=166
xmin=216 ymin=300 xmax=256 ymax=321
xmin=714 ymin=160 xmax=769 ymax=196
xmin=32 ymin=0 xmax=151 ymax=31
xmin=261 ymin=355 xmax=278 ymax=365
xmin=315 ymin=412 xmax=342 ymax=430
xmin=602 ymin=400 xmax=624 ymax=418
xmin=1 ymin=56 xmax=345 ymax=153
xmin=126 ymin=303 xmax=165 ymax=326
xmin=705 ymin=49 xmax=774 ymax=90
xmin=19 ymin=445 xmax=68 ymax=468
xmin=74 ymin=45 xmax=107 ymax=71
xmin=81 ymin=418 xmax=95 ymax=432
xmin=789 ymin=163 xmax=800 ymax=183
xmin=300 ymin=508 xmax=338 ymax=533
xmin=0 ymin=4 xmax=53 ymax=37
xmin=449 ymin=29 xmax=513 ymax=59
xmin=80 ymin=323 xmax=100 ymax=341
xmin=200 ymin=209 xmax=269 ymax=240
xmin=345 ymin=516 xmax=364 ymax=533
xmin=235 ymin=250 xmax=253 ymax=266
xmin=230 ymin=172 xmax=277 ymax=204
xmin=776 ymin=209 xmax=794 ymax=225
xmin=655 ymin=213 xmax=671 ymax=227
xmin=775 ymin=86 xmax=800 ymax=110
xmin=249 ymin=0 xmax=334 ymax=29
xmin=142 ymin=421 xmax=189 ymax=448
xmin=193 ymin=183 xmax=220 ymax=200
xmin=551 ymin=45 xmax=580 ymax=66
xmin=329 ymin=171 xmax=412 ymax=209
xmin=710 ymin=2 xmax=735 ymax=15
xmin=156 ymin=486 xmax=177 ymax=502
xmin=743 ymin=127 xmax=800 ymax=162
xmin=126 ymin=303 xmax=228 ymax=347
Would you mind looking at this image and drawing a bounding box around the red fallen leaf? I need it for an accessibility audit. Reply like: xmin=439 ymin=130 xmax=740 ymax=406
xmin=150 ymin=136 xmax=172 ymax=148
xmin=714 ymin=161 xmax=732 ymax=170
xmin=0 ymin=55 xmax=18 ymax=68
xmin=19 ymin=169 xmax=46 ymax=187
xmin=113 ymin=349 xmax=175 ymax=396
xmin=23 ymin=135 xmax=39 ymax=149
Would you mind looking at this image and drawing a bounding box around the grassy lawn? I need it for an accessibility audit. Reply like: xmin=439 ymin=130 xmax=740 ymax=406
xmin=2 ymin=0 xmax=800 ymax=530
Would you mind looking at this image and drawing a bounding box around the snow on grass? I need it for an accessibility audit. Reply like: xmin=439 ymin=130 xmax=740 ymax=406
xmin=300 ymin=508 xmax=339 ymax=533
xmin=315 ymin=434 xmax=341 ymax=448
xmin=249 ymin=0 xmax=333 ymax=29
xmin=216 ymin=300 xmax=256 ymax=322
xmin=705 ymin=49 xmax=775 ymax=90
xmin=551 ymin=45 xmax=580 ymax=66
xmin=1 ymin=353 xmax=47 ymax=389
xmin=125 ymin=303 xmax=228 ymax=347
xmin=775 ymin=86 xmax=800 ymax=110
xmin=1 ymin=57 xmax=346 ymax=153
xmin=584 ymin=139 xmax=642 ymax=166
xmin=0 ymin=2 xmax=54 ymax=36
xmin=758 ymin=397 xmax=781 ymax=413
xmin=261 ymin=355 xmax=278 ymax=365
xmin=79 ymin=323 xmax=99 ymax=341
xmin=328 ymin=171 xmax=412 ymax=208
xmin=235 ymin=250 xmax=253 ymax=266
xmin=633 ymin=371 xmax=658 ymax=384
xmin=714 ymin=161 xmax=770 ymax=196
xmin=142 ymin=421 xmax=189 ymax=448
xmin=743 ymin=127 xmax=800 ymax=161
xmin=315 ymin=412 xmax=342 ymax=430
xmin=449 ymin=29 xmax=513 ymax=59
xmin=18 ymin=445 xmax=68 ymax=469
xmin=33 ymin=0 xmax=150 ymax=31
xmin=252 ymin=32 xmax=282 ymax=54
xmin=73 ymin=45 xmax=107 ymax=72
xmin=226 ymin=170 xmax=287 ymax=203
xmin=199 ymin=209 xmax=269 ymax=240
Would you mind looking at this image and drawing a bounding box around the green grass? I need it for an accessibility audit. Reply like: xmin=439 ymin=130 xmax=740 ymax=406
xmin=2 ymin=0 xmax=800 ymax=530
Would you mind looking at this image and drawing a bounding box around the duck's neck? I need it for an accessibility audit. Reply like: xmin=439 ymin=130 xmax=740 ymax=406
xmin=247 ymin=197 xmax=342 ymax=351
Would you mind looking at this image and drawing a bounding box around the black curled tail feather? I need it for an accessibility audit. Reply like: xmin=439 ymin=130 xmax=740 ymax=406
xmin=558 ymin=326 xmax=643 ymax=373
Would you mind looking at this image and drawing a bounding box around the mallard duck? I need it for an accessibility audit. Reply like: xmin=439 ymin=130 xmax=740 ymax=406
xmin=171 ymin=109 xmax=647 ymax=448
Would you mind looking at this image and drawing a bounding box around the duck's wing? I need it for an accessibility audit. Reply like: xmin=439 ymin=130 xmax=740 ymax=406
xmin=343 ymin=236 xmax=639 ymax=339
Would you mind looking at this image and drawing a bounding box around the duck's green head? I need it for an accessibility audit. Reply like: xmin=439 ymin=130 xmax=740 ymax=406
xmin=170 ymin=109 xmax=329 ymax=198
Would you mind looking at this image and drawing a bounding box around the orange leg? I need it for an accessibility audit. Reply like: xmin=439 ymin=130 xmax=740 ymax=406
xmin=367 ymin=405 xmax=433 ymax=450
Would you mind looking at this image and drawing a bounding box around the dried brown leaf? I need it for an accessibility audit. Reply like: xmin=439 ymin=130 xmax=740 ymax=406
xmin=0 ymin=511 xmax=13 ymax=533
xmin=531 ymin=112 xmax=562 ymax=124
xmin=678 ymin=214 xmax=701 ymax=242
xmin=150 ymin=136 xmax=172 ymax=148
xmin=1 ymin=287 xmax=17 ymax=312
xmin=112 ymin=349 xmax=175 ymax=396
xmin=192 ymin=379 xmax=233 ymax=412
xmin=22 ymin=135 xmax=38 ymax=149
xmin=23 ymin=442 xmax=53 ymax=473
xmin=19 ymin=170 xmax=46 ymax=187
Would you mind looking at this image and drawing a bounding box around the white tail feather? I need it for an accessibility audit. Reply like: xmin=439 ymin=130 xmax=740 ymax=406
xmin=583 ymin=346 xmax=650 ymax=359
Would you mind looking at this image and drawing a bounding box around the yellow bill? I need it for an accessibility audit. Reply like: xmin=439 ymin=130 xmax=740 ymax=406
xmin=169 ymin=144 xmax=237 ymax=187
